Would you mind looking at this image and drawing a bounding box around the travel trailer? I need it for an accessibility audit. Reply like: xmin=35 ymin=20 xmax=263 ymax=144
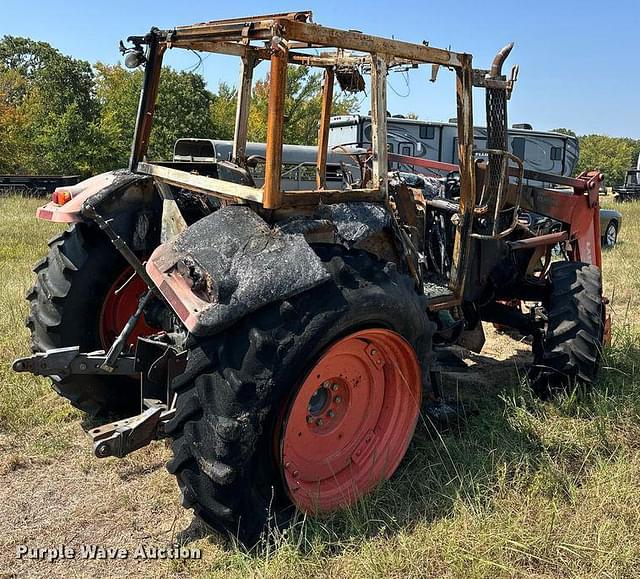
xmin=329 ymin=115 xmax=579 ymax=182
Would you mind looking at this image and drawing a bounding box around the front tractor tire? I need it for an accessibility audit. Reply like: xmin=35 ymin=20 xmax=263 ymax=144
xmin=532 ymin=261 xmax=605 ymax=397
xmin=27 ymin=210 xmax=159 ymax=416
xmin=166 ymin=247 xmax=434 ymax=546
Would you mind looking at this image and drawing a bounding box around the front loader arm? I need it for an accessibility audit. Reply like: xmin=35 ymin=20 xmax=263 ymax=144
xmin=517 ymin=170 xmax=604 ymax=268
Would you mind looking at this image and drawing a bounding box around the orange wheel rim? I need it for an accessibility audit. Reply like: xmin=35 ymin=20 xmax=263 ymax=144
xmin=278 ymin=328 xmax=421 ymax=513
xmin=99 ymin=267 xmax=157 ymax=349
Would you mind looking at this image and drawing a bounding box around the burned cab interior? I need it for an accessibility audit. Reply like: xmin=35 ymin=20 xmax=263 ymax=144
xmin=121 ymin=10 xmax=507 ymax=309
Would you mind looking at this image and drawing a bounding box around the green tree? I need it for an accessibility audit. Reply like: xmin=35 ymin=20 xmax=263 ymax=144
xmin=576 ymin=134 xmax=639 ymax=185
xmin=0 ymin=68 xmax=29 ymax=172
xmin=209 ymin=81 xmax=237 ymax=141
xmin=150 ymin=69 xmax=214 ymax=160
xmin=0 ymin=36 xmax=95 ymax=118
xmin=0 ymin=36 xmax=100 ymax=175
xmin=552 ymin=127 xmax=577 ymax=138
xmin=246 ymin=65 xmax=359 ymax=145
xmin=1 ymin=38 xmax=358 ymax=174
xmin=95 ymin=64 xmax=215 ymax=166
xmin=94 ymin=63 xmax=142 ymax=170
xmin=553 ymin=128 xmax=639 ymax=183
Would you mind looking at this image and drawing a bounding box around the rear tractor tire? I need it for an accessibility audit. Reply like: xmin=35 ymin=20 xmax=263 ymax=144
xmin=166 ymin=247 xmax=434 ymax=546
xmin=531 ymin=261 xmax=605 ymax=397
xmin=26 ymin=208 xmax=161 ymax=416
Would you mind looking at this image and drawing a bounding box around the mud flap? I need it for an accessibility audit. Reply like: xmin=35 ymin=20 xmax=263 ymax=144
xmin=146 ymin=205 xmax=331 ymax=336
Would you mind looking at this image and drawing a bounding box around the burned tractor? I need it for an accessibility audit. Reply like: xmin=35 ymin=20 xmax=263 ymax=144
xmin=14 ymin=12 xmax=607 ymax=545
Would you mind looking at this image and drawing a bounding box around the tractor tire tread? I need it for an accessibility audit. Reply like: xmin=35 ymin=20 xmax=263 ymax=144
xmin=532 ymin=261 xmax=604 ymax=396
xmin=166 ymin=246 xmax=434 ymax=546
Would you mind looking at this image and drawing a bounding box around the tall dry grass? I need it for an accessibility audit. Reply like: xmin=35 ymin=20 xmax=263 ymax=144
xmin=1 ymin=194 xmax=639 ymax=577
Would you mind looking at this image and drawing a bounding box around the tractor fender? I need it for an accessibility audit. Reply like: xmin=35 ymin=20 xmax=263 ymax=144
xmin=276 ymin=201 xmax=399 ymax=263
xmin=36 ymin=169 xmax=153 ymax=223
xmin=146 ymin=205 xmax=331 ymax=336
xmin=278 ymin=202 xmax=390 ymax=246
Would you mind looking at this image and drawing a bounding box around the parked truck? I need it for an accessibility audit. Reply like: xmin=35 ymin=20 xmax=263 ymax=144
xmin=0 ymin=174 xmax=81 ymax=195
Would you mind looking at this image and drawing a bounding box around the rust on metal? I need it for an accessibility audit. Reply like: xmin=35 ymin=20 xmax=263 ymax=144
xmin=449 ymin=59 xmax=476 ymax=300
xmin=278 ymin=18 xmax=465 ymax=67
xmin=127 ymin=10 xmax=479 ymax=241
xmin=509 ymin=230 xmax=569 ymax=250
xmin=370 ymin=54 xmax=389 ymax=196
xmin=129 ymin=41 xmax=165 ymax=170
xmin=263 ymin=47 xmax=288 ymax=209
xmin=23 ymin=11 xmax=612 ymax=519
xmin=137 ymin=162 xmax=263 ymax=203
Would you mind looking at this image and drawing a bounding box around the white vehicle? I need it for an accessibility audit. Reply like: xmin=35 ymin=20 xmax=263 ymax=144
xmin=173 ymin=139 xmax=349 ymax=190
xmin=328 ymin=115 xmax=579 ymax=183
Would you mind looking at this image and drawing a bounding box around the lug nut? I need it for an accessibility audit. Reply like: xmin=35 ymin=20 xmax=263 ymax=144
xmin=317 ymin=418 xmax=324 ymax=427
xmin=334 ymin=396 xmax=342 ymax=404
xmin=306 ymin=415 xmax=314 ymax=424
xmin=331 ymin=383 xmax=339 ymax=391
xmin=327 ymin=410 xmax=335 ymax=418
xmin=371 ymin=349 xmax=377 ymax=356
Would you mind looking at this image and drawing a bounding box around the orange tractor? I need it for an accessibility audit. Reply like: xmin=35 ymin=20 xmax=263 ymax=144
xmin=14 ymin=12 xmax=607 ymax=545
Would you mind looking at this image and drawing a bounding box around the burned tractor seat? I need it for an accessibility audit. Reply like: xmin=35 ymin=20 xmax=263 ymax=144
xmin=215 ymin=160 xmax=257 ymax=188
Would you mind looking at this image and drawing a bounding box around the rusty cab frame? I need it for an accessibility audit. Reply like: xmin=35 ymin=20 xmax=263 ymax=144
xmin=127 ymin=10 xmax=484 ymax=310
xmin=127 ymin=10 xmax=606 ymax=332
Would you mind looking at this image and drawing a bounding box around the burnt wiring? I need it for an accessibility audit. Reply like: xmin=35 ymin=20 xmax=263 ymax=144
xmin=387 ymin=68 xmax=411 ymax=98
xmin=185 ymin=49 xmax=208 ymax=73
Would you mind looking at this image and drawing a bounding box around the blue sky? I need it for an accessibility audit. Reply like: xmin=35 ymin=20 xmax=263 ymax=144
xmin=2 ymin=0 xmax=639 ymax=138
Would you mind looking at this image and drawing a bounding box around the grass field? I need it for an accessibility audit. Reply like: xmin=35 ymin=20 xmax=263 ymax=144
xmin=1 ymin=194 xmax=640 ymax=578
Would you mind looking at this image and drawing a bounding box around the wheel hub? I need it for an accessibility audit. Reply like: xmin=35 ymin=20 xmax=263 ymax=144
xmin=279 ymin=328 xmax=421 ymax=513
xmin=305 ymin=379 xmax=349 ymax=433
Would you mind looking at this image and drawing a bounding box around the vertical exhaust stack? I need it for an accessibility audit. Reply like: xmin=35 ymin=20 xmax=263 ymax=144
xmin=480 ymin=43 xmax=516 ymax=231
xmin=486 ymin=43 xmax=514 ymax=175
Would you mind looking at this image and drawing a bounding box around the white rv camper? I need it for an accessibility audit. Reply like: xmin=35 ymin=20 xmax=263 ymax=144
xmin=328 ymin=115 xmax=579 ymax=182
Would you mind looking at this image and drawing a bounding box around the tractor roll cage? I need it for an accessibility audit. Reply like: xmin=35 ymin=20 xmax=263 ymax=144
xmin=127 ymin=11 xmax=482 ymax=305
